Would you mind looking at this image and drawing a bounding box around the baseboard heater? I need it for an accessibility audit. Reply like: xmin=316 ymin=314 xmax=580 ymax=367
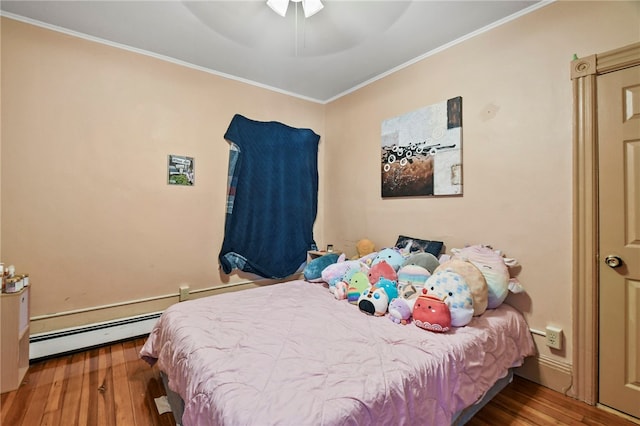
xmin=29 ymin=312 xmax=162 ymax=361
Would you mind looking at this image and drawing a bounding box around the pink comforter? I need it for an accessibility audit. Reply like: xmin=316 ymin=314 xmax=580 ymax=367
xmin=140 ymin=280 xmax=535 ymax=426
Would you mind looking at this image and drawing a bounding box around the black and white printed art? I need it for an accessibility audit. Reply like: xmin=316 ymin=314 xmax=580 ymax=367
xmin=381 ymin=96 xmax=462 ymax=197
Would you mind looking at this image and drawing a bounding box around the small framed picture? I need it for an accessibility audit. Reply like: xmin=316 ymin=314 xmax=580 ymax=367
xmin=168 ymin=155 xmax=194 ymax=186
xmin=326 ymin=244 xmax=334 ymax=252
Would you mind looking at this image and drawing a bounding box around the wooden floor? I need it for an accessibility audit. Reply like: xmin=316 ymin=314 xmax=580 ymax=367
xmin=1 ymin=336 xmax=637 ymax=426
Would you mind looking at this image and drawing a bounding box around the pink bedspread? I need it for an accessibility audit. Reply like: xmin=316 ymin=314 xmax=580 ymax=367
xmin=140 ymin=280 xmax=535 ymax=426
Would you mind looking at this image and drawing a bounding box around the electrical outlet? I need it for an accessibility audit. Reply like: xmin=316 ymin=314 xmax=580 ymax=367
xmin=179 ymin=285 xmax=190 ymax=302
xmin=545 ymin=326 xmax=563 ymax=350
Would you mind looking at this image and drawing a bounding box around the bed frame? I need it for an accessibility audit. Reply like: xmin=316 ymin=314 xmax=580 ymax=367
xmin=159 ymin=363 xmax=515 ymax=425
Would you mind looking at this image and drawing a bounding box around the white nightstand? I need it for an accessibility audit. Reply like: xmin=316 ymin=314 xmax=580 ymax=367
xmin=1 ymin=286 xmax=30 ymax=393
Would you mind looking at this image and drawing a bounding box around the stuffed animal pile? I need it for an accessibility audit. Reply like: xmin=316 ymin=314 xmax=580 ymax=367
xmin=302 ymin=240 xmax=524 ymax=333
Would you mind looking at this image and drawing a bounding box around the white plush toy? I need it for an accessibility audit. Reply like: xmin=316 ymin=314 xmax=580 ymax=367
xmin=424 ymin=270 xmax=474 ymax=327
xmin=434 ymin=259 xmax=488 ymax=316
xmin=451 ymin=245 xmax=523 ymax=309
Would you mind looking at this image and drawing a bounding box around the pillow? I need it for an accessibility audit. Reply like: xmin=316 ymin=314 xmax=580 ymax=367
xmin=395 ymin=235 xmax=444 ymax=257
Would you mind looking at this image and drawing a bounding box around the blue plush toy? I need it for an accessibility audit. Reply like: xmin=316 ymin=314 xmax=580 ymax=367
xmin=303 ymin=253 xmax=340 ymax=282
xmin=371 ymin=242 xmax=411 ymax=271
xmin=374 ymin=277 xmax=399 ymax=300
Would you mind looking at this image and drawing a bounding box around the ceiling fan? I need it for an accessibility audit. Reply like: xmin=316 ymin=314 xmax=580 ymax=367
xmin=266 ymin=0 xmax=324 ymax=18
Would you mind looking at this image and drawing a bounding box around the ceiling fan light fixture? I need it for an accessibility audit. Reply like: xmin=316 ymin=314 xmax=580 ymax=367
xmin=267 ymin=0 xmax=323 ymax=18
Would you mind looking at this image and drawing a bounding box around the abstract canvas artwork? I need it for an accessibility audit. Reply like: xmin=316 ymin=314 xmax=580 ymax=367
xmin=381 ymin=97 xmax=462 ymax=197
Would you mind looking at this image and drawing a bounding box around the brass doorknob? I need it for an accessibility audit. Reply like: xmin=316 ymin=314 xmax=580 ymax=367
xmin=605 ymin=255 xmax=623 ymax=269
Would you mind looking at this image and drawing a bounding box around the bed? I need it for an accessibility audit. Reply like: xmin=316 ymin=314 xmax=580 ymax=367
xmin=140 ymin=279 xmax=535 ymax=425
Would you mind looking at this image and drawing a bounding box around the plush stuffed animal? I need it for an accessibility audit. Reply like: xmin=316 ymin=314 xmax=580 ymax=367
xmin=303 ymin=253 xmax=340 ymax=282
xmin=402 ymin=252 xmax=440 ymax=274
xmin=358 ymin=285 xmax=389 ymax=316
xmin=388 ymin=298 xmax=412 ymax=325
xmin=371 ymin=242 xmax=412 ymax=271
xmin=356 ymin=239 xmax=376 ymax=257
xmin=434 ymin=259 xmax=488 ymax=316
xmin=321 ymin=254 xmax=369 ymax=287
xmin=398 ymin=283 xmax=420 ymax=311
xmin=342 ymin=266 xmax=362 ymax=285
xmin=398 ymin=282 xmax=419 ymax=300
xmin=396 ymin=264 xmax=431 ymax=290
xmin=451 ymin=245 xmax=523 ymax=309
xmin=359 ymin=252 xmax=378 ymax=267
xmin=413 ymin=292 xmax=451 ymax=332
xmin=347 ymin=271 xmax=371 ymax=304
xmin=374 ymin=277 xmax=399 ymax=300
xmin=368 ymin=260 xmax=398 ymax=285
xmin=424 ymin=270 xmax=474 ymax=327
xmin=358 ymin=277 xmax=398 ymax=316
xmin=333 ymin=281 xmax=349 ymax=300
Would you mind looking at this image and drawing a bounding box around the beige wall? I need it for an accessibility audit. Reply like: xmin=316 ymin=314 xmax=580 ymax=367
xmin=324 ymin=0 xmax=640 ymax=371
xmin=0 ymin=18 xmax=325 ymax=331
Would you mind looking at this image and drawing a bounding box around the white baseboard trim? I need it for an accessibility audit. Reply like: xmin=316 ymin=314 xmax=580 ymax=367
xmin=29 ymin=276 xmax=299 ymax=335
xmin=29 ymin=312 xmax=162 ymax=360
xmin=515 ymin=353 xmax=574 ymax=396
xmin=27 ymin=276 xmax=302 ymax=360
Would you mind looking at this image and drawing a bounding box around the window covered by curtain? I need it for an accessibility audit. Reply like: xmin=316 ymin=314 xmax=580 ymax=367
xmin=219 ymin=114 xmax=320 ymax=279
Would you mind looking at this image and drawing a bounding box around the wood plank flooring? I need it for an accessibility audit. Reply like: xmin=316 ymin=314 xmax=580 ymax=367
xmin=1 ymin=337 xmax=174 ymax=426
xmin=1 ymin=336 xmax=637 ymax=425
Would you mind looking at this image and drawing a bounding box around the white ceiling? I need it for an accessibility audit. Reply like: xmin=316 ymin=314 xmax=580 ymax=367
xmin=1 ymin=0 xmax=545 ymax=103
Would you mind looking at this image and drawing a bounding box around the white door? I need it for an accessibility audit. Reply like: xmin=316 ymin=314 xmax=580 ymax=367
xmin=598 ymin=64 xmax=640 ymax=419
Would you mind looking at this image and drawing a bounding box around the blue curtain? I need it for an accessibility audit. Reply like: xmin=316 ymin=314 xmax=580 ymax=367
xmin=219 ymin=114 xmax=320 ymax=278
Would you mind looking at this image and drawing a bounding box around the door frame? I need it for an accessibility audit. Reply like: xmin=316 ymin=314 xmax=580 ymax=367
xmin=571 ymin=42 xmax=640 ymax=405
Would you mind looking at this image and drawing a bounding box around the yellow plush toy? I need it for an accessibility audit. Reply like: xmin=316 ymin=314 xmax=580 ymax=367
xmin=356 ymin=239 xmax=376 ymax=258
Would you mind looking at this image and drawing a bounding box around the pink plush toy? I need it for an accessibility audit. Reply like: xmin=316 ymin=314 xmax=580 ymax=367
xmin=451 ymin=245 xmax=523 ymax=309
xmin=333 ymin=281 xmax=348 ymax=300
xmin=368 ymin=260 xmax=398 ymax=285
xmin=413 ymin=292 xmax=451 ymax=333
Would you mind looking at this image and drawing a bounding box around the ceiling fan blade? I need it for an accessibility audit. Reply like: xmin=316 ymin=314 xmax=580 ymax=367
xmin=266 ymin=0 xmax=289 ymax=17
xmin=302 ymin=0 xmax=323 ymax=18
